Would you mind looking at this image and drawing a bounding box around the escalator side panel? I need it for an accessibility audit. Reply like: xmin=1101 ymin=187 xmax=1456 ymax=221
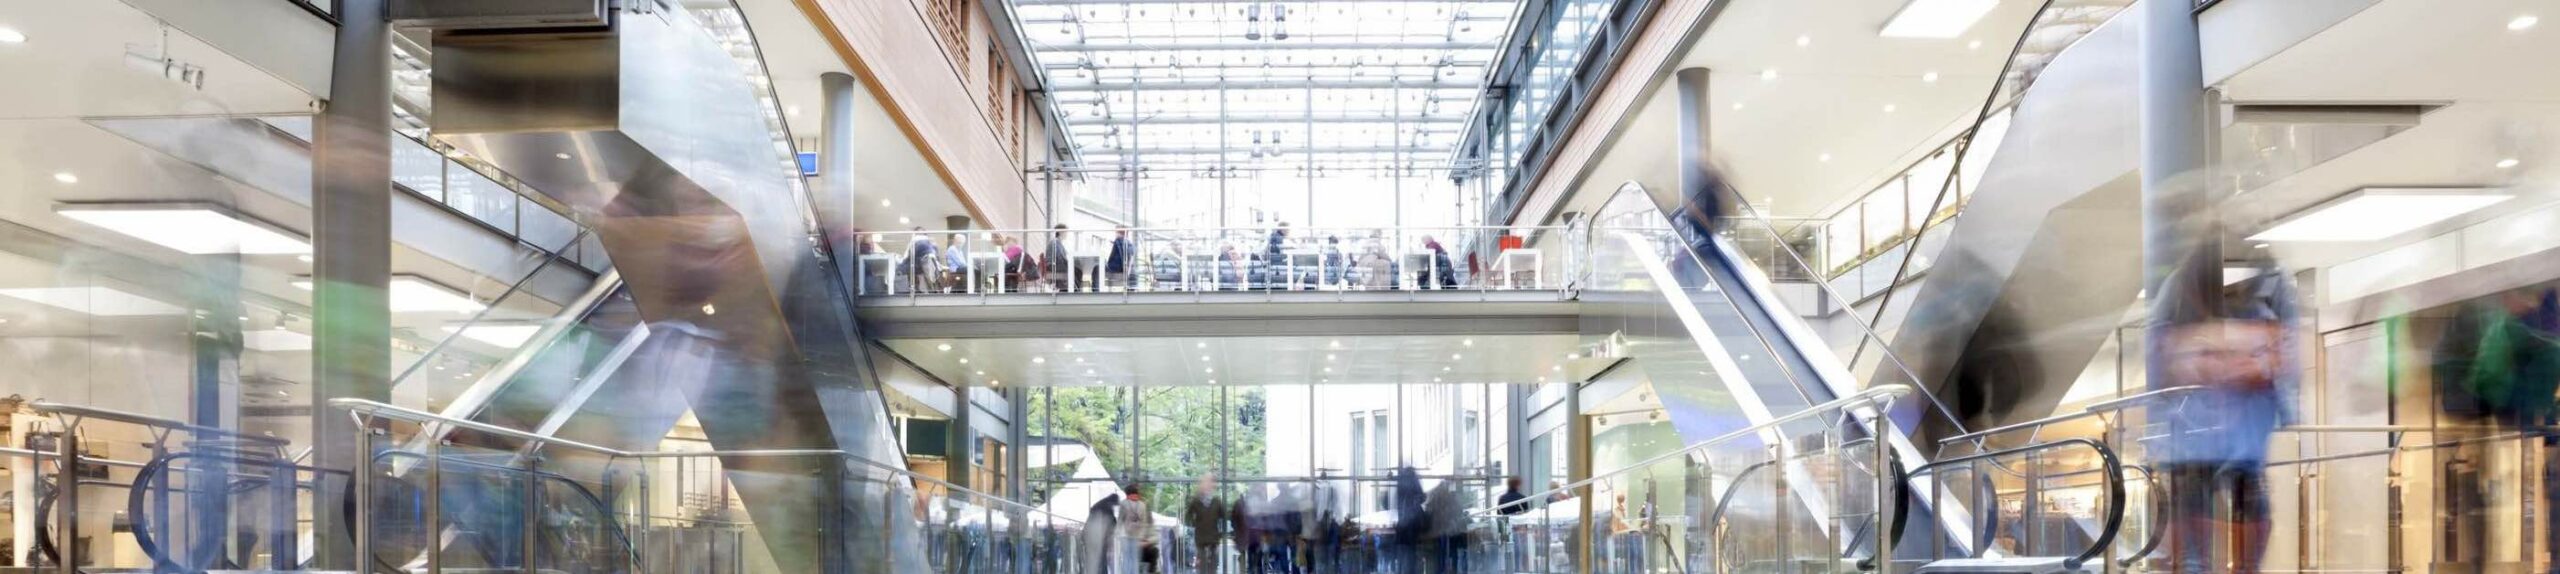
xmin=1876 ymin=12 xmax=2148 ymax=446
xmin=428 ymin=6 xmax=914 ymax=571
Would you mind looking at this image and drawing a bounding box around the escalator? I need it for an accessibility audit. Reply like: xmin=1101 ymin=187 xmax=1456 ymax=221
xmin=348 ymin=1 xmax=926 ymax=571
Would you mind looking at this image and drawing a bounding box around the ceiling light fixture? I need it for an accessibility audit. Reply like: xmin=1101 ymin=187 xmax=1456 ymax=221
xmin=1033 ymin=357 xmax=1046 ymax=364
xmin=1818 ymin=153 xmax=1833 ymax=163
xmin=2496 ymin=158 xmax=2521 ymax=169
xmin=881 ymin=199 xmax=893 ymax=207
xmin=1882 ymin=104 xmax=1898 ymax=113
xmin=441 ymin=323 xmax=542 ymax=347
xmin=56 ymin=203 xmax=312 ymax=254
xmin=290 ymin=275 xmax=486 ymax=313
xmin=2247 ymin=187 xmax=2513 ymax=242
xmin=0 ymin=27 xmax=26 ymax=44
xmin=1881 ymin=0 xmax=1998 ymax=39
xmin=2510 ymin=15 xmax=2540 ymax=31
xmin=51 ymin=172 xmax=77 ymax=184
xmin=1922 ymin=71 xmax=1941 ymax=83
xmin=938 ymin=343 xmax=953 ymax=351
xmin=1795 ymin=35 xmax=1811 ymax=47
xmin=554 ymin=153 xmax=572 ymax=160
xmin=1758 ymin=69 xmax=1778 ymax=81
xmin=959 ymin=357 xmax=970 ymax=364
xmin=1462 ymin=338 xmax=1473 ymax=347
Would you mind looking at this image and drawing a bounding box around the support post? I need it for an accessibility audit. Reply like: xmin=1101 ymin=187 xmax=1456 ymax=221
xmin=53 ymin=427 xmax=77 ymax=574
xmin=312 ymin=0 xmax=395 ymax=567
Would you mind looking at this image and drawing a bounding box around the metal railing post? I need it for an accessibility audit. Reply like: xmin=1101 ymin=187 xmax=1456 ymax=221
xmin=1873 ymin=410 xmax=1896 ymax=574
xmin=53 ymin=425 xmax=78 ymax=574
xmin=522 ymin=456 xmax=541 ymax=574
xmin=353 ymin=426 xmax=375 ymax=574
xmin=425 ymin=437 xmax=444 ymax=574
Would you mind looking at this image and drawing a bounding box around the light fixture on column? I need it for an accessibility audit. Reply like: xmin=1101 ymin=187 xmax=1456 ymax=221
xmin=2248 ymin=187 xmax=2512 ymax=242
xmin=291 ymin=274 xmax=488 ymax=313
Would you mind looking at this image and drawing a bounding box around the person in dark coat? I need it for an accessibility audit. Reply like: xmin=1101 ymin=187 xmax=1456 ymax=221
xmin=1081 ymin=493 xmax=1124 ymax=573
xmin=1184 ymin=476 xmax=1228 ymax=574
xmin=1045 ymin=224 xmax=1073 ymax=292
xmin=1390 ymin=467 xmax=1427 ymax=574
xmin=1418 ymin=237 xmax=1456 ymax=289
xmin=1105 ymin=226 xmax=1136 ymax=290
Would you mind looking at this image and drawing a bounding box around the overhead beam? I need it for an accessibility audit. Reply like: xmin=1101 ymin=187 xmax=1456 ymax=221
xmin=1019 ymin=0 xmax=1509 ymax=5
xmin=1063 ymin=113 xmax=1469 ymax=125
xmin=1051 ymin=79 xmax=1478 ymax=91
xmin=1032 ymin=41 xmax=1480 ymax=52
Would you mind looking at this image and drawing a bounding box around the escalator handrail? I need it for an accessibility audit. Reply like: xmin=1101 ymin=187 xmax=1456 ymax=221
xmin=1834 ymin=0 xmax=2066 ymax=427
xmin=334 ymin=398 xmax=1080 ymax=526
xmin=384 ymin=229 xmax=595 ymax=391
xmin=1896 ymin=437 xmax=2125 ymax=571
xmin=1468 ymin=384 xmax=1911 ymax=517
xmin=368 ymin=449 xmax=644 ymax=568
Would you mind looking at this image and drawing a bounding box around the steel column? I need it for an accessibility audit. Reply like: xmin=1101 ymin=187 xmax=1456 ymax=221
xmin=312 ymin=0 xmax=395 ymax=566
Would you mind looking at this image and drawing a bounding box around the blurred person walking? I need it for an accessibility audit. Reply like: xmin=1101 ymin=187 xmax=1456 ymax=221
xmin=1083 ymin=492 xmax=1125 ymax=574
xmin=1124 ymin=484 xmax=1160 ymax=573
xmin=1106 ymin=226 xmax=1136 ymax=291
xmin=1187 ymin=476 xmax=1229 ymax=574
xmin=2431 ymin=286 xmax=2560 ymax=573
xmin=1046 ymin=224 xmax=1074 ymax=292
xmin=2150 ymin=257 xmax=2300 ymax=574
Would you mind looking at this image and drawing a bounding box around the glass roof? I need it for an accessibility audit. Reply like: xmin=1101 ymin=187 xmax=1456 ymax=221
xmin=1014 ymin=0 xmax=1521 ymax=172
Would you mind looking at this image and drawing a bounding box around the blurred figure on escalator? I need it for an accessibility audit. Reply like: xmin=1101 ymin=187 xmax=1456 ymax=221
xmin=2430 ymin=285 xmax=2560 ymax=573
xmin=1669 ymin=159 xmax=1739 ymax=259
xmin=2150 ymin=256 xmax=2300 ymax=574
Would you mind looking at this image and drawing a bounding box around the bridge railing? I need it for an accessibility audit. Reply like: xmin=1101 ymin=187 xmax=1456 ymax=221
xmin=852 ymin=225 xmax=1580 ymax=298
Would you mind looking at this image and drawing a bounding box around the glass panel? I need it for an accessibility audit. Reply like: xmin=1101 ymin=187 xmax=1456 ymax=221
xmin=445 ymin=163 xmax=519 ymax=234
xmin=518 ymin=198 xmax=578 ymax=252
xmin=391 ymin=135 xmax=444 ymax=199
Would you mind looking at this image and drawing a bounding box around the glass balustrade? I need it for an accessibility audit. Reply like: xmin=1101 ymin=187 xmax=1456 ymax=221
xmin=852 ymin=226 xmax=1578 ymax=297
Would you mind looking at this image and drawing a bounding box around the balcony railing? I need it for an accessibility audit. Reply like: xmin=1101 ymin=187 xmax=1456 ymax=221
xmin=851 ymin=225 xmax=1580 ymax=297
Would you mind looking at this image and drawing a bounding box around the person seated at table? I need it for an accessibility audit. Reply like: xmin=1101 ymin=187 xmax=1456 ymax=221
xmin=942 ymin=233 xmax=970 ymax=292
xmin=1217 ymin=242 xmax=1245 ymax=291
xmin=999 ymin=235 xmax=1026 ymax=293
xmin=1322 ymin=235 xmax=1346 ymax=288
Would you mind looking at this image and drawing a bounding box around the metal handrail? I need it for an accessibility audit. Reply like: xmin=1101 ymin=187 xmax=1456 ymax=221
xmin=0 ymin=446 xmax=147 ymax=469
xmin=1934 ymin=386 xmax=2209 ymax=447
xmin=384 ymin=229 xmax=595 ymax=389
xmin=330 ymin=399 xmax=1073 ymax=523
xmin=1901 ymin=438 xmax=2126 ymax=571
xmin=31 ymin=400 xmax=286 ymax=446
xmin=1468 ymin=384 xmax=1910 ymax=517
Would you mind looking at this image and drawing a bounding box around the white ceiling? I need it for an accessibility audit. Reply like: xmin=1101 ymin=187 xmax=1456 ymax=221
xmin=2214 ymin=0 xmax=2560 ymax=268
xmin=734 ymin=0 xmax=987 ymax=233
xmin=880 ymin=334 xmax=1581 ymax=388
xmin=1554 ymin=0 xmax=2044 ymax=221
xmin=0 ymin=0 xmax=312 ymax=119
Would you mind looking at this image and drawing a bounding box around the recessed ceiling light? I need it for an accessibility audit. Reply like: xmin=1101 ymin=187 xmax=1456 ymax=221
xmin=1033 ymin=357 xmax=1046 ymax=364
xmin=1326 ymin=353 xmax=1336 ymax=361
xmin=297 ymin=254 xmax=314 ymax=263
xmin=0 ymin=286 xmax=185 ymax=316
xmin=553 ymin=153 xmax=572 ymax=160
xmin=1462 ymin=338 xmax=1473 ymax=347
xmin=1450 ymin=353 xmax=1462 ymax=360
xmin=700 ymin=303 xmax=717 ymax=315
xmin=2510 ymin=15 xmax=2539 ymax=31
xmin=785 ymin=105 xmax=802 ymax=116
xmin=1794 ymin=35 xmax=1811 ymax=47
xmin=0 ymin=27 xmax=26 ymax=44
xmin=290 ymin=276 xmax=486 ymax=313
xmin=1196 ymin=341 xmax=1207 ymax=348
xmin=1758 ymin=69 xmax=1778 ymax=81
xmin=897 ymin=216 xmax=911 ymax=225
xmin=1323 ymin=367 xmax=1332 ymax=373
xmin=1921 ymin=71 xmax=1940 ymax=83
xmin=51 ymin=172 xmax=77 ymax=184
xmin=441 ymin=323 xmax=542 ymax=347
xmin=1730 ymin=102 xmax=1745 ymax=111
xmin=1205 ymin=367 xmax=1215 ymax=373
xmin=976 ymin=370 xmax=986 ymax=376
xmin=1882 ymin=104 xmax=1898 ymax=113
xmin=959 ymin=357 xmax=970 ymax=364
xmin=881 ymin=199 xmax=893 ymax=207
xmin=57 ymin=205 xmax=311 ymax=254
xmin=1818 ymin=153 xmax=1833 ymax=163
xmin=2247 ymin=187 xmax=2512 ymax=242
xmin=1086 ymin=369 xmax=1095 ymax=375
xmin=1966 ymin=39 xmax=1982 ymax=51
xmin=1441 ymin=366 xmax=1451 ymax=372
xmin=245 ymin=328 xmax=313 ymax=352
xmin=1881 ymin=0 xmax=1997 ymax=38
xmin=1433 ymin=377 xmax=1442 ymax=383
xmin=938 ymin=343 xmax=953 ymax=351
xmin=2496 ymin=158 xmax=2521 ymax=169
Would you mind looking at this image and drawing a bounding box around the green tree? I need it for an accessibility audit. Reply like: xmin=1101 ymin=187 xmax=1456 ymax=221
xmin=1026 ymin=386 xmax=1268 ymax=508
